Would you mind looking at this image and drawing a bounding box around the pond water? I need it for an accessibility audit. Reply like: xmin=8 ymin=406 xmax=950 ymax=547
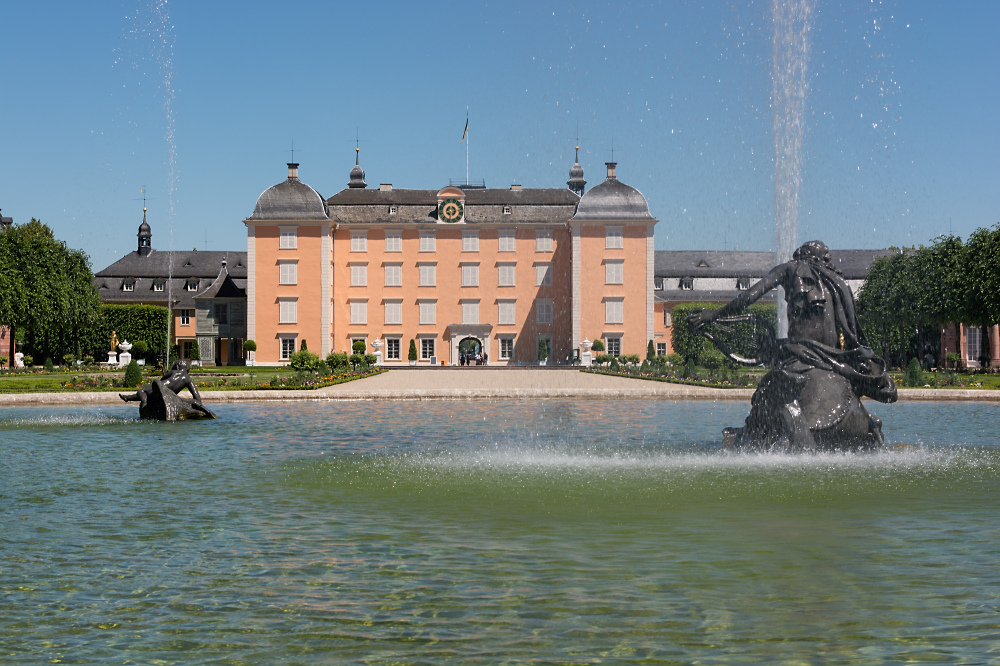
xmin=2 ymin=399 xmax=998 ymax=664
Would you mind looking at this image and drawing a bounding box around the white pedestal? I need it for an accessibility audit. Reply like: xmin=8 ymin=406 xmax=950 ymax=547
xmin=118 ymin=352 xmax=131 ymax=367
xmin=14 ymin=352 xmax=24 ymax=368
xmin=581 ymin=351 xmax=593 ymax=367
xmin=107 ymin=352 xmax=118 ymax=365
xmin=374 ymin=350 xmax=383 ymax=366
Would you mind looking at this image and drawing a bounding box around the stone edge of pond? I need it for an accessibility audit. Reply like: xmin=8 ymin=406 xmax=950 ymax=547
xmin=1 ymin=387 xmax=998 ymax=404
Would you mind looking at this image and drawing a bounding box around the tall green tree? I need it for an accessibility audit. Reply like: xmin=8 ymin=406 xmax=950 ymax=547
xmin=0 ymin=219 xmax=102 ymax=361
xmin=964 ymin=223 xmax=1000 ymax=364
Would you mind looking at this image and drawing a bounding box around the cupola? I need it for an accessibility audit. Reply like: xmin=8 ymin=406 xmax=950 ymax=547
xmin=137 ymin=208 xmax=152 ymax=257
xmin=567 ymin=146 xmax=586 ymax=195
xmin=348 ymin=148 xmax=367 ymax=188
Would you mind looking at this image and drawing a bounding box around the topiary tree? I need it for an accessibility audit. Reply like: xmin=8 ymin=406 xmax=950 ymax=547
xmin=243 ymin=340 xmax=256 ymax=357
xmin=647 ymin=340 xmax=656 ymax=360
xmin=132 ymin=340 xmax=148 ymax=362
xmin=44 ymin=357 xmax=54 ymax=372
xmin=591 ymin=339 xmax=605 ymax=352
xmin=290 ymin=348 xmax=320 ymax=371
xmin=353 ymin=339 xmax=367 ymax=354
xmin=189 ymin=339 xmax=201 ymax=362
xmin=300 ymin=339 xmax=308 ymax=351
xmin=123 ymin=359 xmax=143 ymax=387
xmin=538 ymin=338 xmax=549 ymax=362
xmin=408 ymin=339 xmax=418 ymax=362
xmin=326 ymin=352 xmax=349 ymax=371
xmin=904 ymin=357 xmax=925 ymax=387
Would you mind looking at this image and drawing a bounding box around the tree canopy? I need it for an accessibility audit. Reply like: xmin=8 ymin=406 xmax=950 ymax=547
xmin=0 ymin=219 xmax=102 ymax=362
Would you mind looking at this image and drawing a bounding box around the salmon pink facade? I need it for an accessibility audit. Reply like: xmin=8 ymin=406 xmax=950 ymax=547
xmin=245 ymin=161 xmax=657 ymax=366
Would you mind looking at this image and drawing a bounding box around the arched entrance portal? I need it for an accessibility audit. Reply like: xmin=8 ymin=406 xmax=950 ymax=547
xmin=459 ymin=337 xmax=482 ymax=365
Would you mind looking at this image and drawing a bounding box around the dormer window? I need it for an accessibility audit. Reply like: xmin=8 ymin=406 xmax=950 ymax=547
xmin=736 ymin=277 xmax=751 ymax=291
xmin=153 ymin=281 xmax=165 ymax=292
xmin=186 ymin=280 xmax=199 ymax=292
xmin=389 ymin=205 xmax=398 ymax=215
xmin=123 ymin=281 xmax=135 ymax=292
xmin=654 ymin=278 xmax=664 ymax=290
xmin=679 ymin=277 xmax=694 ymax=290
xmin=503 ymin=206 xmax=512 ymax=215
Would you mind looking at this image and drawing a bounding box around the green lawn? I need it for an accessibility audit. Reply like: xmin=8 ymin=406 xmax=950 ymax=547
xmin=0 ymin=366 xmax=381 ymax=393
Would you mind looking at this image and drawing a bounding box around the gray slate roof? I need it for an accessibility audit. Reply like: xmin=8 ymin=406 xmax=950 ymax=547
xmin=246 ymin=177 xmax=329 ymax=221
xmin=571 ymin=177 xmax=655 ymax=222
xmin=326 ymin=187 xmax=580 ymax=225
xmin=94 ymin=249 xmax=248 ymax=309
xmin=654 ymin=249 xmax=897 ymax=280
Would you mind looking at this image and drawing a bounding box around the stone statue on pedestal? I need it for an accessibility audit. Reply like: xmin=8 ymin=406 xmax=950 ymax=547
xmin=119 ymin=359 xmax=216 ymax=420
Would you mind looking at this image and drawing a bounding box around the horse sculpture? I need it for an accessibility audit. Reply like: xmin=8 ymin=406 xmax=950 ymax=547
xmin=688 ymin=241 xmax=896 ymax=452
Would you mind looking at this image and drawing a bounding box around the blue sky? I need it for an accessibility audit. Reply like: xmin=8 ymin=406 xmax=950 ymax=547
xmin=1 ymin=1 xmax=997 ymax=271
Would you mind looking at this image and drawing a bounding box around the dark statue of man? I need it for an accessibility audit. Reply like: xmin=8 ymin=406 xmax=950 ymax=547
xmin=689 ymin=240 xmax=896 ymax=451
xmin=120 ymin=359 xmax=215 ymax=420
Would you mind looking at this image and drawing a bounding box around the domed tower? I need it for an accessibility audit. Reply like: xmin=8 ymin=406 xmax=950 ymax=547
xmin=567 ymin=145 xmax=586 ymax=196
xmin=137 ymin=207 xmax=152 ymax=257
xmin=348 ymin=148 xmax=367 ymax=189
xmin=247 ymin=163 xmax=330 ymax=222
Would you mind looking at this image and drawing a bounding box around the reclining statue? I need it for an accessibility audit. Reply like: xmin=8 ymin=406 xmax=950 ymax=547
xmin=120 ymin=359 xmax=216 ymax=420
xmin=689 ymin=240 xmax=896 ymax=452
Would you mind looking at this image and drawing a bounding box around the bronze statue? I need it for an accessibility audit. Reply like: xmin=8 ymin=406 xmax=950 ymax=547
xmin=119 ymin=359 xmax=216 ymax=420
xmin=689 ymin=240 xmax=896 ymax=451
xmin=110 ymin=330 xmax=119 ymax=353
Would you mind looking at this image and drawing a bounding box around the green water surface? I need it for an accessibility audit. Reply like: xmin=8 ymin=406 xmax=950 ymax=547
xmin=1 ymin=400 xmax=998 ymax=664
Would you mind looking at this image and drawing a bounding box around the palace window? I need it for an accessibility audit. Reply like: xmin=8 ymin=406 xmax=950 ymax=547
xmin=279 ymin=261 xmax=297 ymax=285
xmin=535 ymin=263 xmax=552 ymax=287
xmin=384 ymin=300 xmax=402 ymax=325
xmin=535 ymin=229 xmax=553 ymax=252
xmin=498 ymin=229 xmax=516 ymax=252
xmin=385 ymin=338 xmax=401 ymax=360
xmin=350 ymin=263 xmax=368 ymax=287
xmin=499 ymin=337 xmax=514 ymax=360
xmin=605 ymin=227 xmax=623 ymax=249
xmin=679 ymin=277 xmax=693 ymax=290
xmin=419 ymin=230 xmax=436 ymax=252
xmin=278 ymin=298 xmax=297 ymax=324
xmin=418 ymin=263 xmax=436 ymax=287
xmin=215 ymin=303 xmax=228 ymax=325
xmin=498 ymin=300 xmax=516 ymax=325
xmin=606 ymin=337 xmax=621 ymax=357
xmin=280 ymin=337 xmax=296 ymax=360
xmin=462 ymin=300 xmax=480 ymax=325
xmin=967 ymin=326 xmax=982 ymax=362
xmin=351 ymin=231 xmax=368 ymax=252
xmin=384 ymin=263 xmax=402 ymax=287
xmin=536 ymin=300 xmax=553 ymax=325
xmin=421 ymin=338 xmax=435 ymax=359
xmin=605 ymin=260 xmax=623 ymax=285
xmin=461 ymin=263 xmax=479 ymax=287
xmin=385 ymin=231 xmax=402 ymax=252
xmin=279 ymin=227 xmax=297 ymax=249
xmin=350 ymin=300 xmax=367 ymax=325
xmin=418 ymin=300 xmax=436 ymax=325
xmin=462 ymin=230 xmax=479 ymax=252
xmin=180 ymin=309 xmax=191 ymax=326
xmin=498 ymin=263 xmax=516 ymax=287
xmin=656 ymin=342 xmax=667 ymax=356
xmin=605 ymin=298 xmax=623 ymax=325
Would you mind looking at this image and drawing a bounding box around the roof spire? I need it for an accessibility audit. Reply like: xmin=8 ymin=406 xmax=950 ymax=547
xmin=567 ymin=144 xmax=586 ymax=195
xmin=137 ymin=201 xmax=152 ymax=257
xmin=348 ymin=146 xmax=367 ymax=188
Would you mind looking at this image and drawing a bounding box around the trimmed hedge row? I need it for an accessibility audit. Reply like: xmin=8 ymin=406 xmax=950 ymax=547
xmin=670 ymin=302 xmax=777 ymax=364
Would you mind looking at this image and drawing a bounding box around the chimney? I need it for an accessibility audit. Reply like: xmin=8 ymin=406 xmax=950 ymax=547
xmin=287 ymin=163 xmax=299 ymax=179
xmin=605 ymin=162 xmax=617 ymax=180
xmin=380 ymin=184 xmax=393 ymax=192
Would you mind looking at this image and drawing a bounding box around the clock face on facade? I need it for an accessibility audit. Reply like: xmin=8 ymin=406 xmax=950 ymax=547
xmin=438 ymin=198 xmax=464 ymax=223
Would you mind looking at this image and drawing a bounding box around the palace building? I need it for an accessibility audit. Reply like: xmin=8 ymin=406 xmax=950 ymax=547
xmin=245 ymin=155 xmax=657 ymax=365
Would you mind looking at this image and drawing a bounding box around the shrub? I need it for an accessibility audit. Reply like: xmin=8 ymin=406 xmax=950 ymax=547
xmin=189 ymin=340 xmax=201 ymax=361
xmin=22 ymin=354 xmax=33 ymax=366
xmin=701 ymin=347 xmax=726 ymax=370
xmin=289 ymin=349 xmax=320 ymax=372
xmin=590 ymin=339 xmax=605 ymax=352
xmin=83 ymin=354 xmax=94 ymax=366
xmin=364 ymin=353 xmax=377 ymax=367
xmin=131 ymin=340 xmax=148 ymax=361
xmin=316 ymin=360 xmax=330 ymax=376
xmin=349 ymin=353 xmax=364 ymax=370
xmin=300 ymin=339 xmax=308 ymax=351
xmin=623 ymin=354 xmax=641 ymax=365
xmin=124 ymin=359 xmax=143 ymax=387
xmin=610 ymin=356 xmax=620 ymax=371
xmin=666 ymin=353 xmax=684 ymax=367
xmin=904 ymin=358 xmax=925 ymax=387
xmin=243 ymin=339 xmax=257 ymax=353
xmin=408 ymin=339 xmax=418 ymax=362
xmin=538 ymin=338 xmax=549 ymax=362
xmin=62 ymin=353 xmax=76 ymax=367
xmin=326 ymin=352 xmax=350 ymax=371
xmin=44 ymin=358 xmax=54 ymax=372
xmin=352 ymin=340 xmax=367 ymax=354
xmin=640 ymin=360 xmax=650 ymax=373
xmin=0 ymin=355 xmax=7 ymax=367
xmin=647 ymin=340 xmax=656 ymax=360
xmin=683 ymin=358 xmax=697 ymax=379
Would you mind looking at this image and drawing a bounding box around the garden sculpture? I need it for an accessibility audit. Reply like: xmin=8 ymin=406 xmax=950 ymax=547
xmin=689 ymin=240 xmax=897 ymax=451
xmin=119 ymin=359 xmax=216 ymax=421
